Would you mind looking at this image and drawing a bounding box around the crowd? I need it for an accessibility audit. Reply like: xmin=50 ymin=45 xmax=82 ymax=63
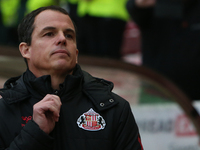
xmin=126 ymin=0 xmax=200 ymax=100
xmin=0 ymin=0 xmax=131 ymax=59
xmin=1 ymin=0 xmax=200 ymax=100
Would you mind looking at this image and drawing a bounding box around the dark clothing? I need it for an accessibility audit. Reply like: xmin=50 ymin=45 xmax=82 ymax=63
xmin=126 ymin=0 xmax=200 ymax=100
xmin=0 ymin=64 xmax=143 ymax=150
xmin=77 ymin=16 xmax=126 ymax=59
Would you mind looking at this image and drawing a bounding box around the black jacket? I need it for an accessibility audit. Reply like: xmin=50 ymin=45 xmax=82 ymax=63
xmin=0 ymin=64 xmax=143 ymax=150
xmin=126 ymin=0 xmax=200 ymax=100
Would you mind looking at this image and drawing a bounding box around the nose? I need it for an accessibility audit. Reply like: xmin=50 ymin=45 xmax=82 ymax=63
xmin=56 ymin=32 xmax=66 ymax=46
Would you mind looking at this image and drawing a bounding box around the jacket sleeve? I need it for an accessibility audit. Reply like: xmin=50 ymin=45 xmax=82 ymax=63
xmin=113 ymin=101 xmax=143 ymax=150
xmin=0 ymin=120 xmax=54 ymax=150
xmin=126 ymin=0 xmax=154 ymax=29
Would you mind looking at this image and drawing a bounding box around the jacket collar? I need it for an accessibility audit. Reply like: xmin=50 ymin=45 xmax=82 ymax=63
xmin=23 ymin=65 xmax=84 ymax=101
xmin=0 ymin=74 xmax=31 ymax=104
xmin=0 ymin=65 xmax=119 ymax=111
xmin=82 ymin=71 xmax=119 ymax=111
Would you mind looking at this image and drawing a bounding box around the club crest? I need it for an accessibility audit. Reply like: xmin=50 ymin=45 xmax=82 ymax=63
xmin=77 ymin=108 xmax=106 ymax=131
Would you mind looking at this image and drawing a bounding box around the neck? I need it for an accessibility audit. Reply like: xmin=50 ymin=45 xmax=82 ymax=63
xmin=51 ymin=74 xmax=66 ymax=90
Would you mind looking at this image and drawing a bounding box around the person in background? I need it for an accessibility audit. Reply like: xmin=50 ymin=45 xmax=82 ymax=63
xmin=76 ymin=0 xmax=130 ymax=59
xmin=65 ymin=0 xmax=79 ymax=24
xmin=126 ymin=0 xmax=200 ymax=100
xmin=0 ymin=0 xmax=57 ymax=46
xmin=0 ymin=5 xmax=143 ymax=150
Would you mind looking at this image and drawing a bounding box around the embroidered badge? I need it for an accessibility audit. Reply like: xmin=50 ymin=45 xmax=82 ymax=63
xmin=77 ymin=108 xmax=106 ymax=131
xmin=21 ymin=116 xmax=32 ymax=127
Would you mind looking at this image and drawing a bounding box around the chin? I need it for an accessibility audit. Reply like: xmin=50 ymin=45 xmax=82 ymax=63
xmin=54 ymin=63 xmax=75 ymax=73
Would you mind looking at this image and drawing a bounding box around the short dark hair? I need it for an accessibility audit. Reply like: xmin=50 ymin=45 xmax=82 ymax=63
xmin=18 ymin=5 xmax=76 ymax=46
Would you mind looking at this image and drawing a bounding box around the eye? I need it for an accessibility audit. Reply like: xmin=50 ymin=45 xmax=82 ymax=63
xmin=65 ymin=34 xmax=73 ymax=39
xmin=44 ymin=32 xmax=54 ymax=37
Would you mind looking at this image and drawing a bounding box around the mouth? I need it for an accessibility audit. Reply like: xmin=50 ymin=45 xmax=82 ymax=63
xmin=52 ymin=49 xmax=70 ymax=56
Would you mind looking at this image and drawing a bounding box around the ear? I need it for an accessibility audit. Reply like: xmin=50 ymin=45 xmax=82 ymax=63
xmin=76 ymin=49 xmax=79 ymax=63
xmin=19 ymin=42 xmax=30 ymax=59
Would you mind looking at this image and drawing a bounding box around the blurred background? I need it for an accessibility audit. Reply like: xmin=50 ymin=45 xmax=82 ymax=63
xmin=1 ymin=0 xmax=200 ymax=149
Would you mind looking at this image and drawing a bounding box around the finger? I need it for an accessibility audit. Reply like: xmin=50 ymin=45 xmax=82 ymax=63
xmin=43 ymin=100 xmax=61 ymax=120
xmin=47 ymin=104 xmax=61 ymax=122
xmin=44 ymin=94 xmax=62 ymax=107
xmin=33 ymin=98 xmax=61 ymax=120
xmin=34 ymin=103 xmax=60 ymax=122
xmin=37 ymin=94 xmax=62 ymax=111
xmin=45 ymin=110 xmax=59 ymax=122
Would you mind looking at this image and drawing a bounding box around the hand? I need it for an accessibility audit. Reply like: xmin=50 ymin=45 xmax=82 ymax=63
xmin=33 ymin=94 xmax=62 ymax=134
xmin=135 ymin=0 xmax=156 ymax=7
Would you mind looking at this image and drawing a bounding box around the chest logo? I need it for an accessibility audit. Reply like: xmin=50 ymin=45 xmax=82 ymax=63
xmin=77 ymin=108 xmax=106 ymax=131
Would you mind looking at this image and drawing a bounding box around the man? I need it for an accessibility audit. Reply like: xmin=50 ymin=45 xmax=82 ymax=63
xmin=126 ymin=0 xmax=200 ymax=100
xmin=0 ymin=6 xmax=143 ymax=150
xmin=75 ymin=0 xmax=129 ymax=58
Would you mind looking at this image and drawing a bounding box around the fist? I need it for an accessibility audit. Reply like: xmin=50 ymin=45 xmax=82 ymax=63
xmin=33 ymin=94 xmax=62 ymax=134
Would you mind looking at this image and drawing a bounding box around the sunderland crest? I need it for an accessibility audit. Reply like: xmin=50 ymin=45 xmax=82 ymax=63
xmin=77 ymin=108 xmax=106 ymax=131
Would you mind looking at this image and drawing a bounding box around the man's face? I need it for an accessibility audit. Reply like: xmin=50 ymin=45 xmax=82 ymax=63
xmin=21 ymin=10 xmax=78 ymax=77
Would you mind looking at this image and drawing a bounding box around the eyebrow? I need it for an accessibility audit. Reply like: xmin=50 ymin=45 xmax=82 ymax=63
xmin=42 ymin=26 xmax=56 ymax=31
xmin=41 ymin=26 xmax=76 ymax=34
xmin=66 ymin=28 xmax=76 ymax=34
